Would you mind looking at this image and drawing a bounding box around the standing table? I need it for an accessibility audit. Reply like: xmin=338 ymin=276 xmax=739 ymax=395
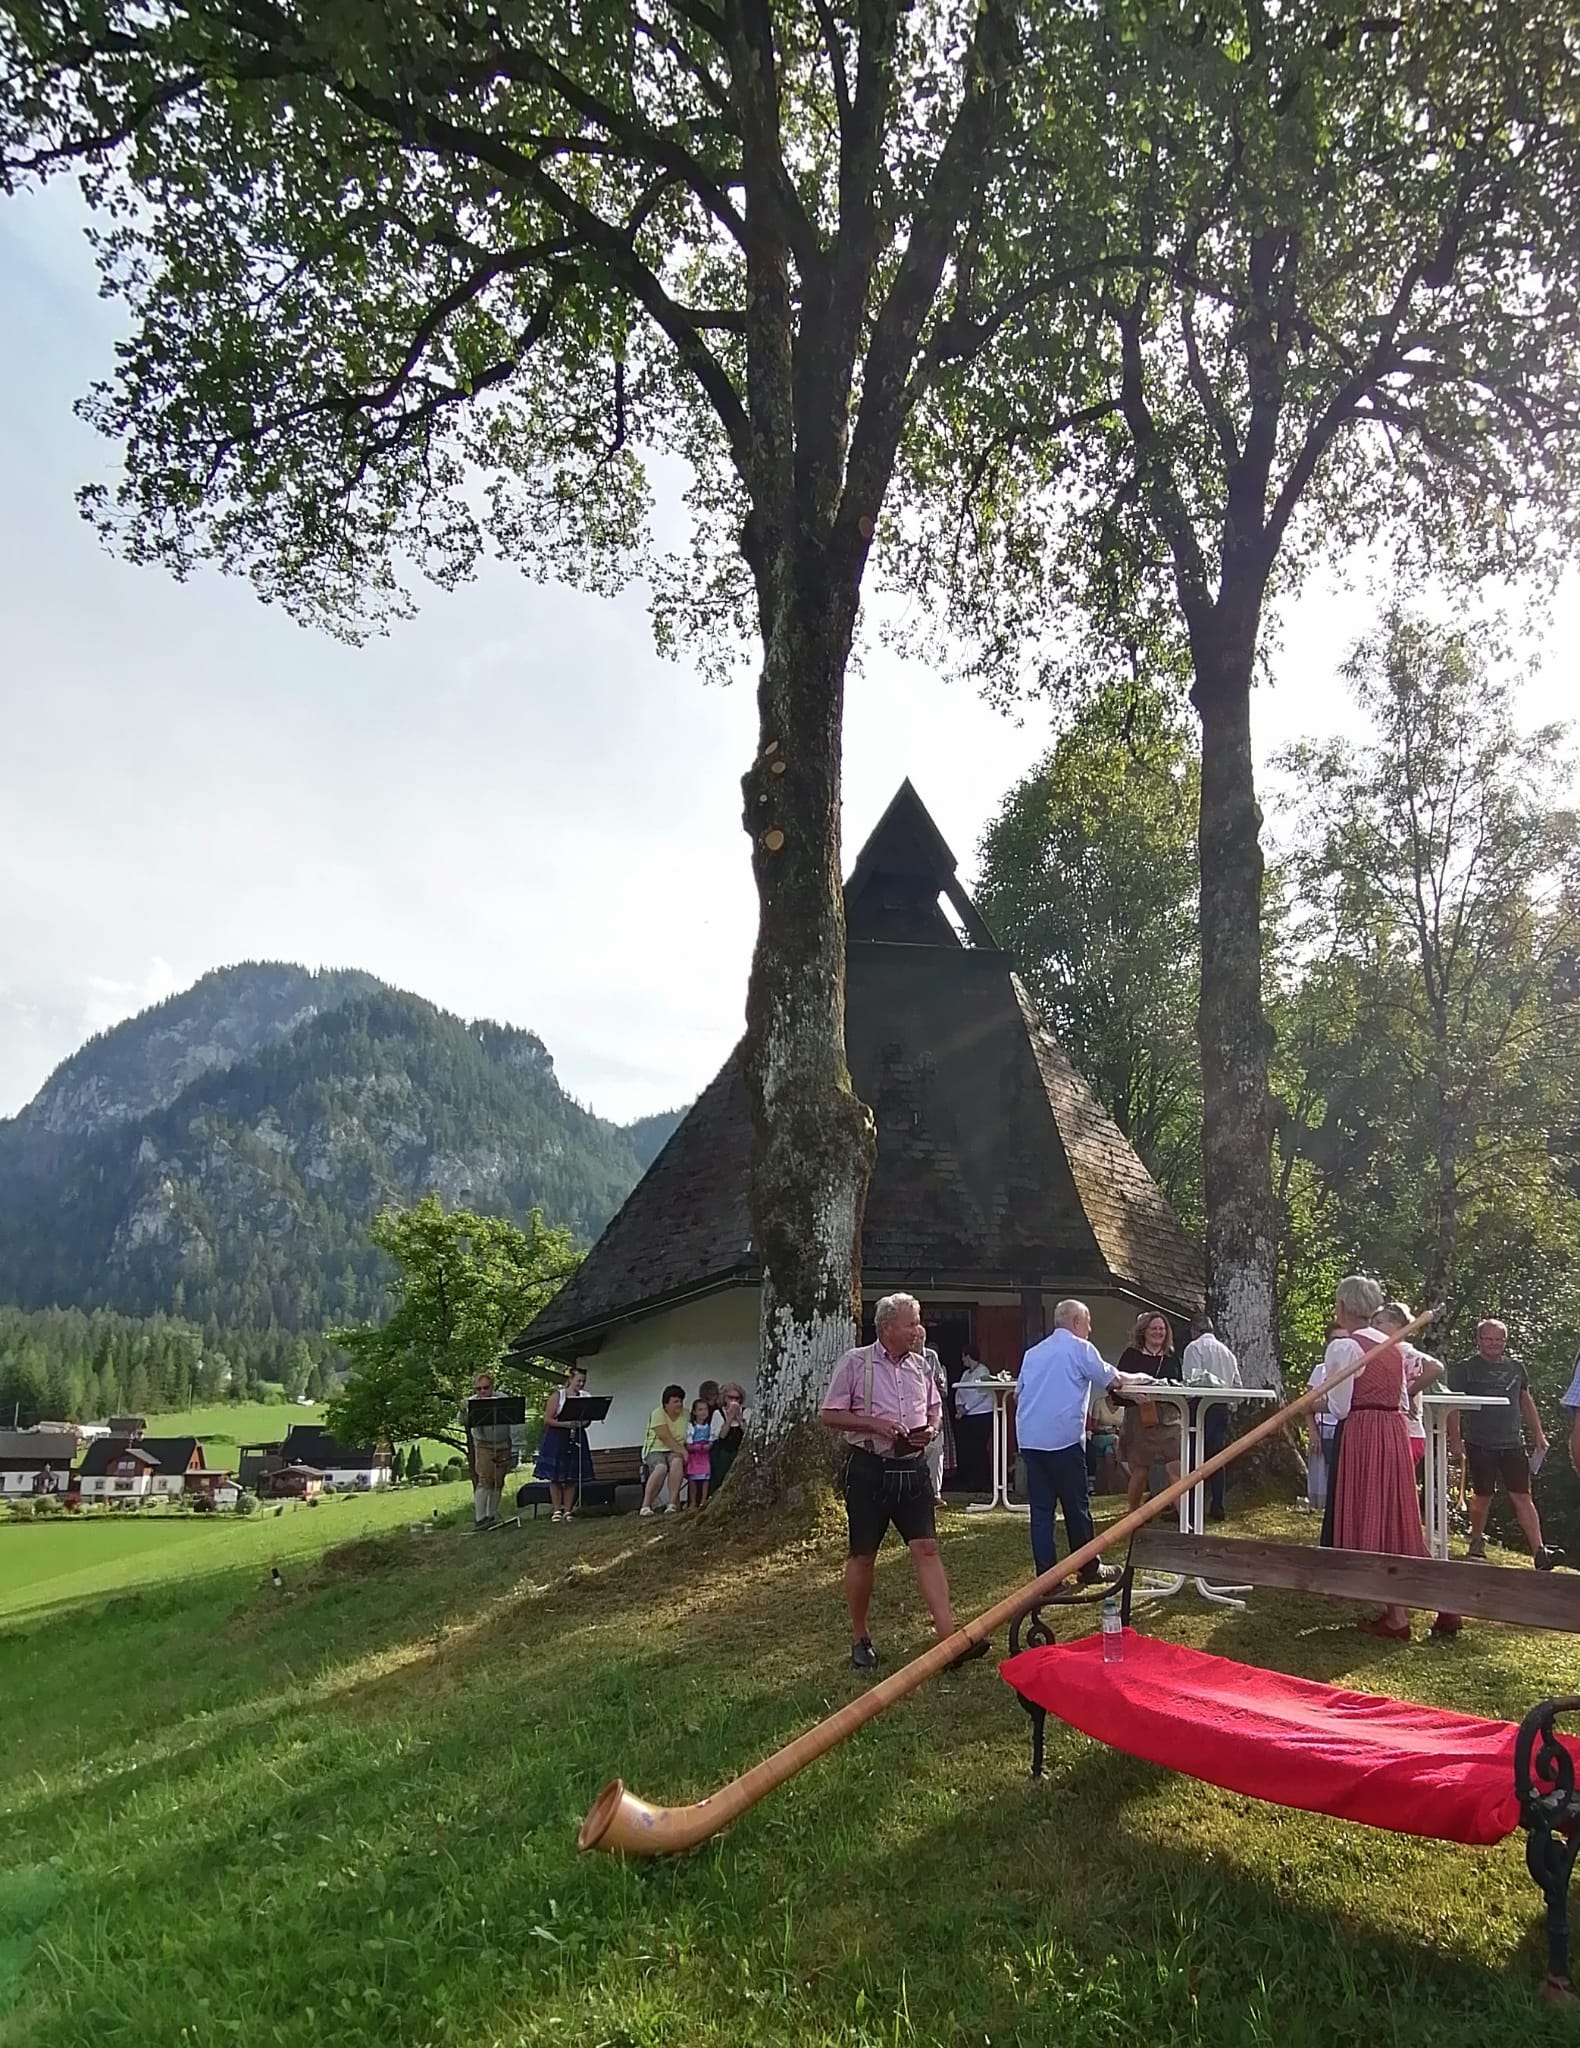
xmin=964 ymin=1375 xmax=1030 ymax=1517
xmin=1122 ymin=1380 xmax=1279 ymax=1607
xmin=1419 ymin=1391 xmax=1510 ymax=1560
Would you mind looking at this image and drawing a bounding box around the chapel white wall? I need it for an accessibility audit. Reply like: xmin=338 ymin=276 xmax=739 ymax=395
xmin=579 ymin=1287 xmax=760 ymax=1449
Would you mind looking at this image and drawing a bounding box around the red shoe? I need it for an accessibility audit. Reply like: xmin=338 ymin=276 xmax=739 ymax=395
xmin=1358 ymin=1617 xmax=1412 ymax=1641
xmin=1430 ymin=1612 xmax=1463 ymax=1636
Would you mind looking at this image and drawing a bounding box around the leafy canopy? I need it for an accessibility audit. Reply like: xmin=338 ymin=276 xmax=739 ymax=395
xmin=0 ymin=0 xmax=1108 ymax=664
xmin=894 ymin=0 xmax=1580 ymax=697
xmin=975 ymin=681 xmax=1202 ymax=1219
xmin=1270 ymin=609 xmax=1580 ymax=1362
xmin=329 ymin=1197 xmax=578 ymax=1453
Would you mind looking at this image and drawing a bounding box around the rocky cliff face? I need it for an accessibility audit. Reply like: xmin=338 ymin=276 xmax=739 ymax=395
xmin=12 ymin=963 xmax=381 ymax=1146
xmin=0 ymin=965 xmax=680 ymax=1333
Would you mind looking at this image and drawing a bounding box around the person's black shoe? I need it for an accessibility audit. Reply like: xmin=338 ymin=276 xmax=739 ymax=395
xmin=1536 ymin=1545 xmax=1566 ymax=1572
xmin=947 ymin=1637 xmax=991 ymax=1669
xmin=1208 ymin=1504 xmax=1226 ymax=1523
xmin=851 ymin=1636 xmax=879 ymax=1670
xmin=1078 ymin=1562 xmax=1119 ymax=1587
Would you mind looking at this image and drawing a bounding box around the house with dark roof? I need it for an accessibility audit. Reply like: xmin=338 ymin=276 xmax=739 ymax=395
xmin=78 ymin=1435 xmax=208 ymax=1500
xmin=282 ymin=1425 xmax=390 ymax=1489
xmin=512 ymin=781 xmax=1203 ymax=1455
xmin=239 ymin=1426 xmax=389 ymax=1493
xmin=0 ymin=1430 xmax=79 ymax=1497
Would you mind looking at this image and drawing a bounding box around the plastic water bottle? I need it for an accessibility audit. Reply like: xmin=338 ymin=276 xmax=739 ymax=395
xmin=1101 ymin=1596 xmax=1123 ymax=1663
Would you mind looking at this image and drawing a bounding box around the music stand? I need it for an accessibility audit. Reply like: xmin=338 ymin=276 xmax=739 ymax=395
xmin=465 ymin=1397 xmax=527 ymax=1529
xmin=550 ymin=1395 xmax=611 ymax=1516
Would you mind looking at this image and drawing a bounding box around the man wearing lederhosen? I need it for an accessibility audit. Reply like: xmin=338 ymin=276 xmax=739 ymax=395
xmin=820 ymin=1294 xmax=987 ymax=1673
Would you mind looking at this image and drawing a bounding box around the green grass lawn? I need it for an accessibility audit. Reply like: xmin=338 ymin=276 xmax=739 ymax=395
xmin=0 ymin=1482 xmax=473 ymax=1619
xmin=1 ymin=1495 xmax=1575 ymax=2048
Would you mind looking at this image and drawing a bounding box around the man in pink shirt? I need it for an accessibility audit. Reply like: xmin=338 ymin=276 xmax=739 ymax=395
xmin=820 ymin=1293 xmax=984 ymax=1671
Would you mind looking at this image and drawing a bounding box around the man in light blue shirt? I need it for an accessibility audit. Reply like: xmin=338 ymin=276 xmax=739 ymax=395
xmin=1017 ymin=1300 xmax=1149 ymax=1582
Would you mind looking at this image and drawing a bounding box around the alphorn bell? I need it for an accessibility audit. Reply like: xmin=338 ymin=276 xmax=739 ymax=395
xmin=578 ymin=1308 xmax=1439 ymax=1857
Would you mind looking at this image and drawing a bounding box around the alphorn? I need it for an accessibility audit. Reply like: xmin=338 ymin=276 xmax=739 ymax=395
xmin=578 ymin=1307 xmax=1439 ymax=1856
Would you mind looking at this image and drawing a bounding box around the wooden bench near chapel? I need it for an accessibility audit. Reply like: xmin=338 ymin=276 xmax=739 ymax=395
xmin=1002 ymin=1526 xmax=1580 ymax=1998
xmin=515 ymin=1445 xmax=644 ymax=1518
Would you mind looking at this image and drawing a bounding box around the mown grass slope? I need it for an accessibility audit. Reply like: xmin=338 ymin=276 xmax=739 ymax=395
xmin=1 ymin=1498 xmax=1574 ymax=2047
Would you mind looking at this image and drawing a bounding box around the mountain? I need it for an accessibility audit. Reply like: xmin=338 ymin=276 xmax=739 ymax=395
xmin=624 ymin=1107 xmax=686 ymax=1169
xmin=0 ymin=964 xmax=674 ymax=1335
xmin=7 ymin=963 xmax=382 ymax=1164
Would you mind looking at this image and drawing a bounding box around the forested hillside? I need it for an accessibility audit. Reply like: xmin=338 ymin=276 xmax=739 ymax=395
xmin=0 ymin=964 xmax=674 ymax=1343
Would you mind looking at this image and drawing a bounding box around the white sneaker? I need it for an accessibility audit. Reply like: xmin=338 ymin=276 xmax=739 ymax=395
xmin=664 ymin=1503 xmax=677 ymax=1514
xmin=549 ymin=1511 xmax=563 ymax=1523
xmin=639 ymin=1505 xmax=654 ymax=1518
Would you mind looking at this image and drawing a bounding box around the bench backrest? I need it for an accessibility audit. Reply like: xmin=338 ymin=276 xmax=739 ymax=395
xmin=591 ymin=1447 xmax=644 ymax=1485
xmin=1127 ymin=1527 xmax=1580 ymax=1633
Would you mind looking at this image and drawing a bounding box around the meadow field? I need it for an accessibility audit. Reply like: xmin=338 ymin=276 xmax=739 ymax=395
xmin=1 ymin=1489 xmax=1575 ymax=2048
xmin=134 ymin=1400 xmax=463 ymax=1473
xmin=0 ymin=1479 xmax=474 ymax=1619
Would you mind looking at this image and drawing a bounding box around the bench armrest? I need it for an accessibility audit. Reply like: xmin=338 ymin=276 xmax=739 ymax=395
xmin=1517 ymin=1695 xmax=1580 ymax=1828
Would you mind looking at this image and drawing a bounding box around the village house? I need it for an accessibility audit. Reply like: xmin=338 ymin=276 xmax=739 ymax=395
xmin=268 ymin=1463 xmax=325 ymax=1500
xmin=76 ymin=1430 xmax=236 ymax=1503
xmin=239 ymin=1425 xmax=389 ymax=1493
xmin=0 ymin=1429 xmax=79 ymax=1497
xmin=513 ymin=782 xmax=1203 ymax=1460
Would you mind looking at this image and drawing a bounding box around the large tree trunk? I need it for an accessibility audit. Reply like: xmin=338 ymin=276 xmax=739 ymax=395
xmin=1193 ymin=624 xmax=1279 ymax=1389
xmin=739 ymin=553 xmax=876 ymax=1458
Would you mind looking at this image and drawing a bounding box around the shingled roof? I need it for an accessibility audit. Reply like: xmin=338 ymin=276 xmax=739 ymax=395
xmin=78 ymin=1436 xmax=200 ymax=1478
xmin=0 ymin=1431 xmax=78 ymax=1468
xmin=516 ymin=782 xmax=1202 ymax=1356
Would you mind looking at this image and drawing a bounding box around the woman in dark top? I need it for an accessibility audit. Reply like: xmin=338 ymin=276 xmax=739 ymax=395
xmin=1115 ymin=1310 xmax=1183 ymax=1510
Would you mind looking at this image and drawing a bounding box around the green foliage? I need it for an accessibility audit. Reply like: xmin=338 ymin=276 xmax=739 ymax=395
xmin=1270 ymin=610 xmax=1580 ymax=1381
xmin=0 ymin=1303 xmax=319 ymax=1428
xmin=328 ymin=1198 xmax=578 ymax=1457
xmin=0 ymin=0 xmax=1110 ymax=669
xmin=899 ymin=3 xmax=1580 ymax=697
xmin=976 ymin=681 xmax=1202 ymax=1222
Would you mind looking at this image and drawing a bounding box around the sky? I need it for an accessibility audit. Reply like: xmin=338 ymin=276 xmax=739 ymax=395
xmin=2 ymin=179 xmax=1577 ymax=1127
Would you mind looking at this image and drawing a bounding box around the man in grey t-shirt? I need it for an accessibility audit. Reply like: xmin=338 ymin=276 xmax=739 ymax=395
xmin=1446 ymin=1320 xmax=1559 ymax=1567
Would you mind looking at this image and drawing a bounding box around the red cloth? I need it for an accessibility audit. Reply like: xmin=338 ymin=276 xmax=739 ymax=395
xmin=999 ymin=1632 xmax=1575 ymax=1846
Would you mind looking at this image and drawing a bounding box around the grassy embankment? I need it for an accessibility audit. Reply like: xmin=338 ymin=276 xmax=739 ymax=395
xmin=0 ymin=1495 xmax=1575 ymax=2047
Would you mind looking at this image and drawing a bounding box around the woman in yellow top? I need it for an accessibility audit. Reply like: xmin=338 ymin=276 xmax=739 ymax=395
xmin=640 ymin=1384 xmax=687 ymax=1516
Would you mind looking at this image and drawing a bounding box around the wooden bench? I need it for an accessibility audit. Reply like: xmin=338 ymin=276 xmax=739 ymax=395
xmin=1003 ymin=1526 xmax=1580 ymax=1996
xmin=515 ymin=1446 xmax=644 ymax=1518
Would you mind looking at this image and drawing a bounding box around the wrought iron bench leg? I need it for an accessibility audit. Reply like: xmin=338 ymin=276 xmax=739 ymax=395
xmin=1028 ymin=1703 xmax=1047 ymax=1781
xmin=1525 ymin=1824 xmax=1579 ymax=1996
xmin=1516 ymin=1695 xmax=1580 ymax=1998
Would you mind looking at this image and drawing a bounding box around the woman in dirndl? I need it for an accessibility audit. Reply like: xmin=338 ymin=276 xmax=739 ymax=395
xmin=533 ymin=1363 xmax=596 ymax=1522
xmin=1323 ymin=1274 xmax=1452 ymax=1640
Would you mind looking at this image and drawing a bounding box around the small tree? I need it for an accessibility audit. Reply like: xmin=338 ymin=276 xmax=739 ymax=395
xmin=329 ymin=1197 xmax=576 ymax=1454
xmin=389 ymin=1445 xmax=408 ymax=1485
xmin=1275 ymin=608 xmax=1580 ymax=1315
xmin=405 ymin=1442 xmax=424 ymax=1484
